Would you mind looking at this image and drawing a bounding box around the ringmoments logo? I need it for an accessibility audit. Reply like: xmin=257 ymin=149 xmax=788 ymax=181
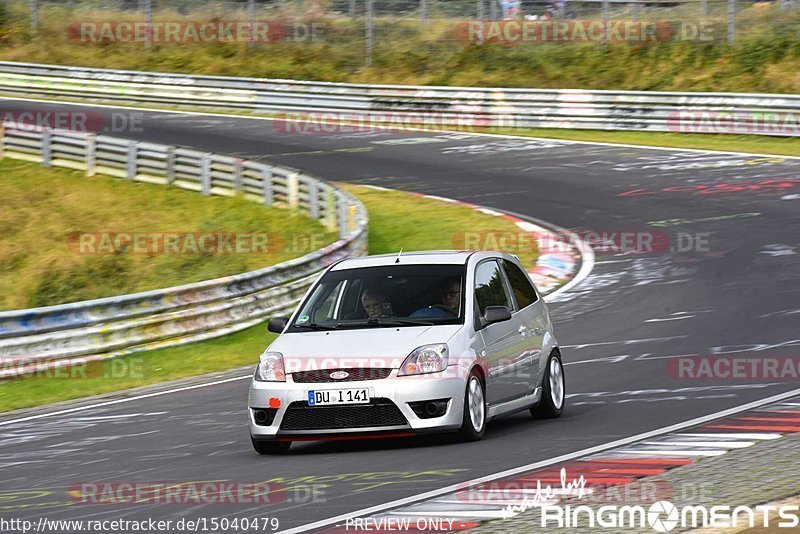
xmin=539 ymin=501 xmax=800 ymax=531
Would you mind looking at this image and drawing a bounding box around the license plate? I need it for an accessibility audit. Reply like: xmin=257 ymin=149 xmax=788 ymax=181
xmin=307 ymin=388 xmax=370 ymax=406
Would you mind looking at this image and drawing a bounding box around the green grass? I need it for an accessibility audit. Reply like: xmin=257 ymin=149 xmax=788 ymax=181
xmin=338 ymin=184 xmax=539 ymax=268
xmin=492 ymin=128 xmax=800 ymax=157
xmin=0 ymin=184 xmax=540 ymax=412
xmin=0 ymin=323 xmax=275 ymax=413
xmin=0 ymin=158 xmax=337 ymax=310
xmin=0 ymin=4 xmax=798 ymax=93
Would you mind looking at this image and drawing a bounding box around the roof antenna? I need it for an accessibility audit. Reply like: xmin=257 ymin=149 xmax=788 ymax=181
xmin=395 ymin=248 xmax=403 ymax=263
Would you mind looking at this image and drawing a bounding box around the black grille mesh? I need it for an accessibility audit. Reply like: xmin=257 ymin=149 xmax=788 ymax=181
xmin=291 ymin=368 xmax=393 ymax=383
xmin=280 ymin=398 xmax=408 ymax=431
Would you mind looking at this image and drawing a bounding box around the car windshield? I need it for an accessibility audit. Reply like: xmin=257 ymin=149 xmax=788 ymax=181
xmin=288 ymin=264 xmax=466 ymax=331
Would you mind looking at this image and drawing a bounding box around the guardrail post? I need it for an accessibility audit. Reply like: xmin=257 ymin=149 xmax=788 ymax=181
xmin=727 ymin=0 xmax=736 ymax=44
xmin=262 ymin=167 xmax=273 ymax=206
xmin=420 ymin=0 xmax=428 ymax=26
xmin=41 ymin=130 xmax=52 ymax=167
xmin=287 ymin=172 xmax=300 ymax=208
xmin=0 ymin=123 xmax=5 ymax=160
xmin=325 ymin=188 xmax=337 ymax=232
xmin=347 ymin=204 xmax=358 ymax=235
xmin=365 ymin=0 xmax=373 ymax=67
xmin=201 ymin=153 xmax=212 ymax=195
xmin=142 ymin=0 xmax=153 ymax=49
xmin=477 ymin=0 xmax=483 ymax=19
xmin=338 ymin=196 xmax=350 ymax=238
xmin=165 ymin=146 xmax=175 ymax=186
xmin=248 ymin=0 xmax=256 ymax=52
xmin=489 ymin=0 xmax=497 ymax=20
xmin=632 ymin=1 xmax=640 ymax=22
xmin=602 ymin=0 xmax=609 ymax=45
xmin=126 ymin=141 xmax=137 ymax=179
xmin=30 ymin=0 xmax=39 ymax=35
xmin=233 ymin=159 xmax=243 ymax=193
xmin=701 ymin=0 xmax=709 ymax=16
xmin=349 ymin=0 xmax=356 ymax=18
xmin=85 ymin=134 xmax=96 ymax=176
xmin=309 ymin=180 xmax=319 ymax=220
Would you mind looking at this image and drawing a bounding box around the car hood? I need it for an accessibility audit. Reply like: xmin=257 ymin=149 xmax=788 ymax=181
xmin=268 ymin=325 xmax=463 ymax=372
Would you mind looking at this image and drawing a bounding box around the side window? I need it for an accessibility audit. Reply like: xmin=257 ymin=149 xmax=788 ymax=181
xmin=309 ymin=282 xmax=343 ymax=322
xmin=474 ymin=260 xmax=512 ymax=316
xmin=502 ymin=259 xmax=538 ymax=309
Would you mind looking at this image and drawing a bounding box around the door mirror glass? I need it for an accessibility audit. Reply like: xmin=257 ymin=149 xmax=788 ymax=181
xmin=267 ymin=316 xmax=289 ymax=334
xmin=483 ymin=305 xmax=512 ymax=325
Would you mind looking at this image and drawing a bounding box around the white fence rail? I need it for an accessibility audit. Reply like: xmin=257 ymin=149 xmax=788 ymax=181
xmin=0 ymin=61 xmax=798 ymax=136
xmin=0 ymin=123 xmax=368 ymax=378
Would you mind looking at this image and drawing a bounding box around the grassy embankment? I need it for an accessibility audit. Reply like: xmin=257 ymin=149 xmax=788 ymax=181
xmin=0 ymin=162 xmax=539 ymax=411
xmin=0 ymin=3 xmax=797 ymax=155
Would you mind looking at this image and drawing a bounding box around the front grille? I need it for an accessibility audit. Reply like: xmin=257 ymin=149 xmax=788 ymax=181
xmin=291 ymin=368 xmax=393 ymax=383
xmin=280 ymin=398 xmax=408 ymax=431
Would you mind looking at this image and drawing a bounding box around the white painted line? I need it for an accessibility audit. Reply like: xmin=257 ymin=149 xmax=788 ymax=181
xmin=642 ymin=441 xmax=755 ymax=448
xmin=388 ymin=510 xmax=512 ymax=519
xmin=677 ymin=433 xmax=782 ymax=440
xmin=0 ymin=375 xmax=250 ymax=427
xmin=422 ymin=194 xmax=459 ymax=203
xmin=2 ymin=95 xmax=798 ymax=160
xmin=645 ymin=316 xmax=693 ymax=323
xmin=614 ymin=449 xmax=729 ymax=457
xmin=277 ymin=387 xmax=800 ymax=534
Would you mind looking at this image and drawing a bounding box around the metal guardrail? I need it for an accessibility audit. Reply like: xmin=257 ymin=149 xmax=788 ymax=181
xmin=0 ymin=122 xmax=368 ymax=378
xmin=0 ymin=61 xmax=798 ymax=136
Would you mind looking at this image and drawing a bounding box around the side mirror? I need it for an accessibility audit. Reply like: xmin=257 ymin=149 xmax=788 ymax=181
xmin=483 ymin=306 xmax=512 ymax=326
xmin=267 ymin=316 xmax=290 ymax=334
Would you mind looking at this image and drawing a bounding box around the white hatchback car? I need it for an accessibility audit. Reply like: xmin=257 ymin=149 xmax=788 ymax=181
xmin=248 ymin=251 xmax=564 ymax=454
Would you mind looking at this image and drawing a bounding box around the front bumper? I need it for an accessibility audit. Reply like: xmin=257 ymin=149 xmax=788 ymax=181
xmin=248 ymin=368 xmax=466 ymax=440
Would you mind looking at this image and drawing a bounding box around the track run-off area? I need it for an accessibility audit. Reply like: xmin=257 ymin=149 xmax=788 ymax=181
xmin=1 ymin=98 xmax=799 ymax=532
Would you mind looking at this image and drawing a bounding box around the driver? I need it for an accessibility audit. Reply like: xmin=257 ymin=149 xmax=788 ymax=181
xmin=439 ymin=277 xmax=462 ymax=315
xmin=411 ymin=277 xmax=462 ymax=318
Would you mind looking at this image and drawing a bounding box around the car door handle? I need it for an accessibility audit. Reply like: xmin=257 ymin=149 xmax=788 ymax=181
xmin=518 ymin=325 xmax=527 ymax=335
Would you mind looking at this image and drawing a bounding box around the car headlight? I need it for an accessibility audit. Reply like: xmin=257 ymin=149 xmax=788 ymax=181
xmin=398 ymin=344 xmax=449 ymax=376
xmin=255 ymin=351 xmax=286 ymax=382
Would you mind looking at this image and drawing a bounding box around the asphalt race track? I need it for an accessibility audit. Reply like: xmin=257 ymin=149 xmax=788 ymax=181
xmin=1 ymin=100 xmax=799 ymax=532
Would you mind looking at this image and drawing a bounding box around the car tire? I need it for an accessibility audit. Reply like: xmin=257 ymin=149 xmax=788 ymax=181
xmin=251 ymin=437 xmax=291 ymax=455
xmin=531 ymin=350 xmax=565 ymax=419
xmin=458 ymin=370 xmax=486 ymax=441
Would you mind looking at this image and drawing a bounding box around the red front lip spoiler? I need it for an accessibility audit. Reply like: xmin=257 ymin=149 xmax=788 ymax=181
xmin=277 ymin=431 xmax=415 ymax=442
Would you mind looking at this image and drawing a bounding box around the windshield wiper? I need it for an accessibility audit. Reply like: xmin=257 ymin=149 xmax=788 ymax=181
xmin=330 ymin=318 xmax=436 ymax=329
xmin=291 ymin=323 xmax=339 ymax=331
xmin=366 ymin=318 xmax=436 ymax=327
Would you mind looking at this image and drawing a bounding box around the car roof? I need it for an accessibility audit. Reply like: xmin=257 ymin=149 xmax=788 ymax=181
xmin=332 ymin=250 xmax=472 ymax=270
xmin=330 ymin=250 xmax=516 ymax=271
